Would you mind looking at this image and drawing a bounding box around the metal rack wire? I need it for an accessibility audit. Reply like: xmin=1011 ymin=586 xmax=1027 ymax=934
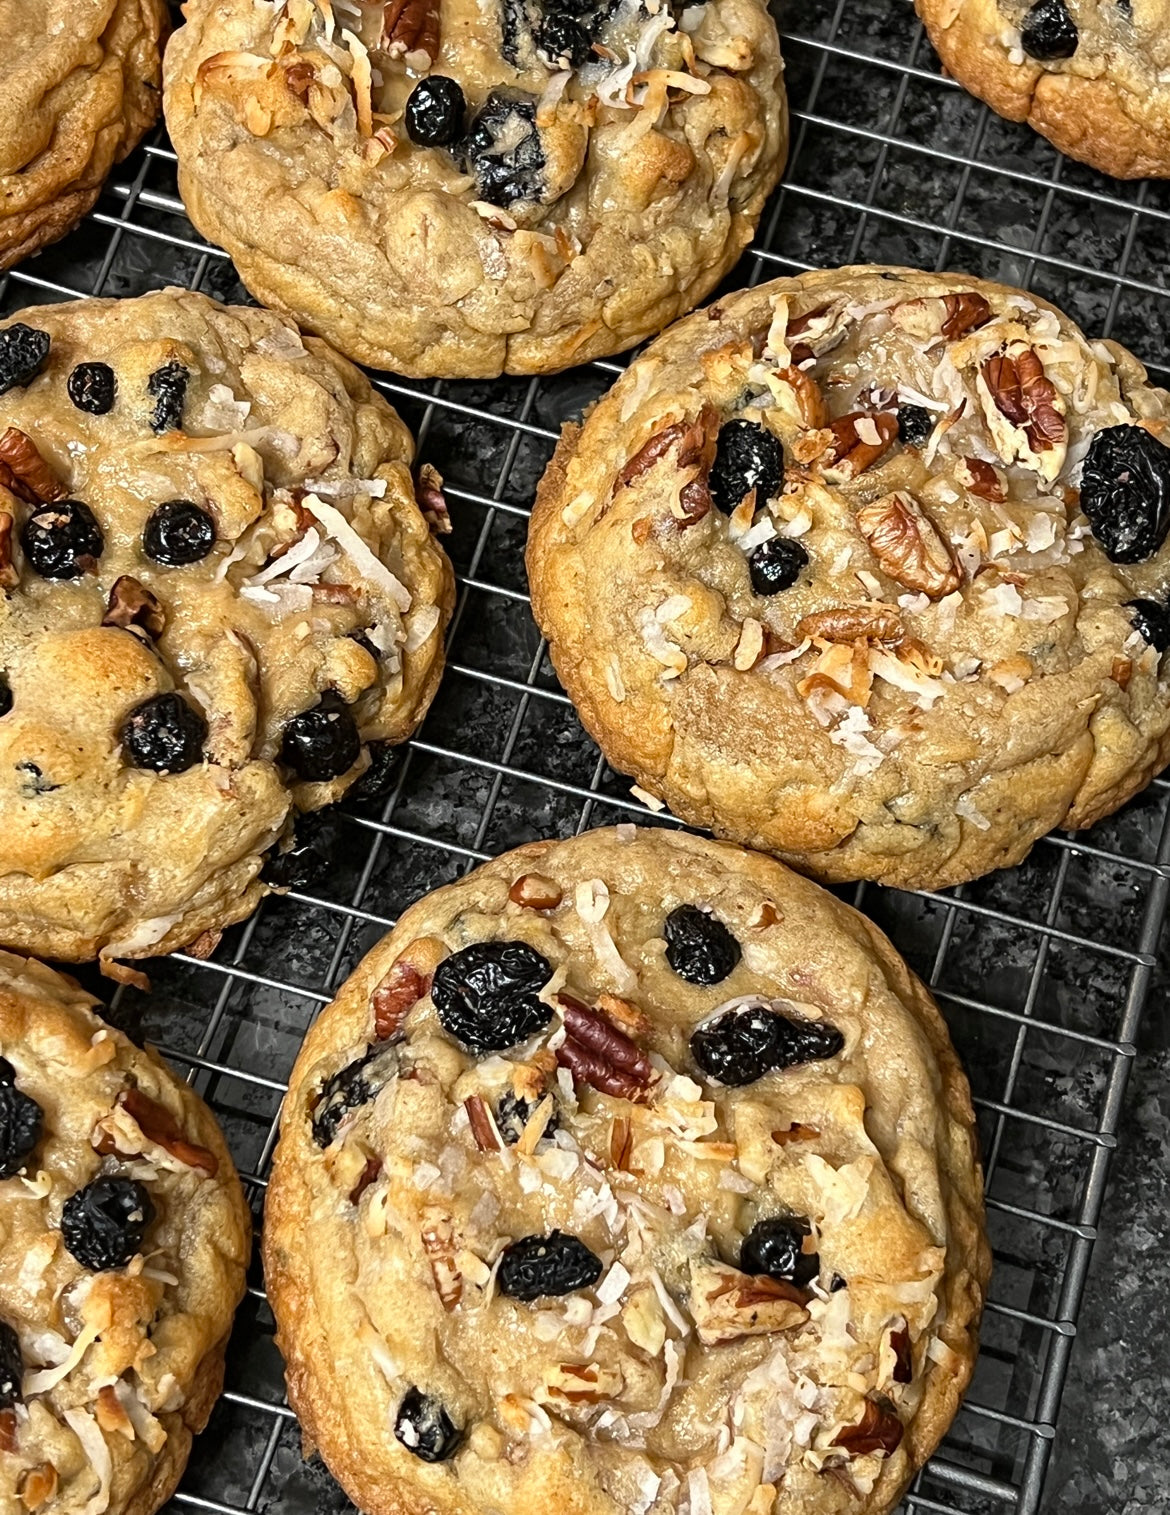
xmin=3 ymin=0 xmax=1168 ymax=1509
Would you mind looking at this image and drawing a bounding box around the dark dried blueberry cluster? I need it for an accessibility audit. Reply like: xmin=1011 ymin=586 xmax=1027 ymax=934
xmin=120 ymin=692 xmax=207 ymax=774
xmin=432 ymin=940 xmax=553 ymax=1052
xmin=710 ymin=419 xmax=784 ymax=516
xmin=148 ymin=362 xmax=190 ymax=433
xmin=537 ymin=11 xmax=593 ymax=65
xmin=281 ymin=692 xmax=362 ymax=783
xmin=311 ymin=1042 xmax=399 ymax=1149
xmin=497 ymin=1229 xmax=602 ymax=1300
xmin=143 ymin=499 xmax=216 ymax=566
xmin=1080 ymin=424 xmax=1170 ymax=564
xmin=61 ymin=1175 xmax=154 ymax=1271
xmin=740 ymin=1215 xmax=819 ymax=1288
xmin=21 ymin=499 xmax=104 ymax=579
xmin=690 ymin=1004 xmax=844 ymax=1086
xmin=394 ymin=1386 xmax=462 ymax=1462
xmin=67 ymin=361 xmax=117 ymax=415
xmin=1127 ymin=598 xmax=1170 ymax=653
xmin=458 ymin=90 xmax=547 ymax=209
xmin=1020 ymin=0 xmax=1078 ymax=59
xmin=0 ymin=1056 xmax=42 ymax=1179
xmin=0 ymin=323 xmax=50 ymax=396
xmin=0 ymin=1321 xmax=21 ymax=1412
xmin=343 ymin=741 xmax=402 ymax=811
xmin=664 ymin=904 xmax=741 ymax=985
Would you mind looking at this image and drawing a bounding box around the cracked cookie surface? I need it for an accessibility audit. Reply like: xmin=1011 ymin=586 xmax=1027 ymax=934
xmin=528 ymin=266 xmax=1170 ymax=890
xmin=0 ymin=290 xmax=453 ymax=963
xmin=0 ymin=950 xmax=250 ymax=1515
xmin=162 ymin=0 xmax=786 ymax=377
xmin=264 ymin=825 xmax=987 ymax=1515
xmin=915 ymin=0 xmax=1170 ymax=178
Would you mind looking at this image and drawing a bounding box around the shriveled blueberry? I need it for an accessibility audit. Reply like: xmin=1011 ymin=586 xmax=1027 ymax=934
xmin=0 ymin=1321 xmax=21 ymax=1410
xmin=896 ymin=404 xmax=933 ymax=447
xmin=311 ymin=1042 xmax=398 ymax=1148
xmin=497 ymin=1230 xmax=602 ymax=1300
xmin=496 ymin=1089 xmax=558 ymax=1145
xmin=690 ymin=1004 xmax=843 ymax=1086
xmin=1020 ymin=0 xmax=1078 ymax=58
xmin=0 ymin=1070 xmax=42 ymax=1179
xmin=0 ymin=324 xmax=50 ymax=396
xmin=61 ymin=1176 xmax=154 ymax=1271
xmin=67 ymin=361 xmax=116 ymax=415
xmin=344 ymin=741 xmax=402 ymax=810
xmin=664 ymin=904 xmax=741 ymax=986
xmin=120 ymin=692 xmax=207 ymax=774
xmin=394 ymin=1387 xmax=462 ymax=1462
xmin=709 ymin=420 xmax=783 ymax=515
xmin=405 ymin=75 xmax=467 ymax=146
xmin=538 ymin=12 xmax=592 ymax=64
xmin=740 ymin=1215 xmax=819 ymax=1289
xmin=262 ymin=829 xmax=324 ymax=890
xmin=459 ymin=89 xmax=545 ymax=208
xmin=21 ymin=499 xmax=103 ymax=579
xmin=749 ymin=537 xmax=808 ymax=596
xmin=0 ymin=674 xmax=10 ymax=718
xmin=1081 ymin=425 xmax=1170 ymax=564
xmin=432 ymin=941 xmax=553 ymax=1052
xmin=147 ymin=362 xmax=189 ymax=433
xmin=280 ymin=691 xmax=362 ymax=783
xmin=143 ymin=500 xmax=216 ymax=566
xmin=1127 ymin=598 xmax=1170 ymax=653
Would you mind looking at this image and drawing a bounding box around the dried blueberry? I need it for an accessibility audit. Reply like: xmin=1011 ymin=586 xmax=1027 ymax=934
xmin=405 ymin=75 xmax=467 ymax=146
xmin=0 ymin=1071 xmax=42 ymax=1179
xmin=120 ymin=692 xmax=207 ymax=774
xmin=0 ymin=1321 xmax=20 ymax=1411
xmin=1127 ymin=598 xmax=1170 ymax=653
xmin=262 ymin=830 xmax=324 ymax=890
xmin=459 ymin=89 xmax=546 ymax=208
xmin=432 ymin=941 xmax=553 ymax=1052
xmin=740 ymin=1215 xmax=819 ymax=1289
xmin=709 ymin=420 xmax=783 ymax=515
xmin=1081 ymin=425 xmax=1170 ymax=564
xmin=394 ymin=1387 xmax=462 ymax=1462
xmin=0 ymin=675 xmax=10 ymax=719
xmin=496 ymin=1089 xmax=558 ymax=1145
xmin=344 ymin=741 xmax=402 ymax=810
xmin=280 ymin=691 xmax=362 ymax=782
xmin=537 ymin=12 xmax=592 ymax=64
xmin=61 ymin=1176 xmax=154 ymax=1271
xmin=1020 ymin=0 xmax=1078 ymax=58
xmin=143 ymin=500 xmax=216 ymax=566
xmin=0 ymin=324 xmax=50 ymax=396
xmin=497 ymin=1230 xmax=602 ymax=1300
xmin=896 ymin=404 xmax=933 ymax=447
xmin=67 ymin=361 xmax=117 ymax=415
xmin=690 ymin=1004 xmax=843 ymax=1086
xmin=749 ymin=537 xmax=808 ymax=596
xmin=147 ymin=362 xmax=190 ymax=433
xmin=311 ymin=1043 xmax=398 ymax=1148
xmin=664 ymin=904 xmax=741 ymax=986
xmin=21 ymin=499 xmax=104 ymax=579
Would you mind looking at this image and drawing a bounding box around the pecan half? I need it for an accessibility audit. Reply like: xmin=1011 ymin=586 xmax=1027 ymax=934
xmin=381 ymin=0 xmax=439 ymax=59
xmin=0 ymin=509 xmax=17 ymax=588
xmin=797 ymin=605 xmax=903 ymax=643
xmin=831 ymin=1394 xmax=904 ymax=1457
xmin=0 ymin=428 xmax=64 ymax=504
xmin=556 ymin=994 xmax=654 ymax=1101
xmin=689 ymin=1260 xmax=809 ymax=1345
xmin=508 ymin=872 xmax=563 ymax=910
xmin=775 ymin=366 xmax=827 ymax=429
xmin=955 ymin=456 xmax=1007 ymax=503
xmin=857 ymin=491 xmax=960 ymax=599
xmin=940 ymin=292 xmax=992 ymax=340
xmin=980 ymin=348 xmax=1066 ymax=454
xmin=891 ymin=291 xmax=991 ymax=342
xmin=821 ymin=411 xmax=898 ymax=481
xmin=103 ymin=576 xmax=165 ymax=640
xmin=420 ymin=1209 xmax=462 ymax=1309
xmin=615 ymin=405 xmax=718 ymax=521
xmin=94 ymin=1086 xmax=218 ymax=1175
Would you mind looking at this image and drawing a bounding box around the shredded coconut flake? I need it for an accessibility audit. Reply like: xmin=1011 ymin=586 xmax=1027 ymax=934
xmin=302 ymin=493 xmax=411 ymax=611
xmin=62 ymin=1408 xmax=113 ymax=1515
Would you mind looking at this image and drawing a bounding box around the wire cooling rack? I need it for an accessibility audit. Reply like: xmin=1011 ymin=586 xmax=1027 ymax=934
xmin=4 ymin=0 xmax=1169 ymax=1509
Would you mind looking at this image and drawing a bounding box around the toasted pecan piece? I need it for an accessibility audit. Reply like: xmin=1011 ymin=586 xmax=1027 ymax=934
xmin=856 ymin=491 xmax=960 ymax=599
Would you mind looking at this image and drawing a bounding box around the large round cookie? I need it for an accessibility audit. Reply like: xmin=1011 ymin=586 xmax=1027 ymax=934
xmin=2 ymin=0 xmax=168 ymax=268
xmin=528 ymin=266 xmax=1170 ymax=890
xmin=265 ymin=826 xmax=988 ymax=1515
xmin=0 ymin=949 xmax=251 ymax=1515
xmin=0 ymin=291 xmax=453 ymax=963
xmin=916 ymin=0 xmax=1170 ymax=178
xmin=162 ymin=0 xmax=786 ymax=379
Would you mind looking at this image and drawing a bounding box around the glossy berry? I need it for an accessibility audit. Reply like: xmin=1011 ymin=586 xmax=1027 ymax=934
xmin=311 ymin=1043 xmax=399 ymax=1149
xmin=496 ymin=1089 xmax=558 ymax=1146
xmin=147 ymin=362 xmax=190 ymax=433
xmin=61 ymin=1176 xmax=154 ymax=1271
xmin=0 ymin=674 xmax=10 ymax=718
xmin=431 ymin=941 xmax=553 ymax=1052
xmin=538 ymin=13 xmax=592 ymax=65
xmin=1080 ymin=425 xmax=1170 ymax=563
xmin=0 ymin=1322 xmax=21 ymax=1411
xmin=497 ymin=1230 xmax=602 ymax=1300
xmin=664 ymin=904 xmax=741 ymax=985
xmin=280 ymin=691 xmax=362 ymax=783
xmin=344 ymin=741 xmax=402 ymax=810
xmin=405 ymin=75 xmax=467 ymax=146
xmin=690 ymin=1004 xmax=844 ymax=1087
xmin=1020 ymin=0 xmax=1078 ymax=59
xmin=262 ymin=828 xmax=324 ymax=890
xmin=394 ymin=1387 xmax=462 ymax=1462
xmin=749 ymin=537 xmax=808 ymax=596
xmin=709 ymin=420 xmax=783 ymax=515
xmin=0 ymin=324 xmax=50 ymax=396
xmin=120 ymin=692 xmax=207 ymax=774
xmin=67 ymin=361 xmax=117 ymax=415
xmin=0 ymin=1065 xmax=42 ymax=1179
xmin=740 ymin=1215 xmax=819 ymax=1289
xmin=460 ymin=89 xmax=546 ymax=208
xmin=896 ymin=404 xmax=933 ymax=447
xmin=143 ymin=500 xmax=216 ymax=566
xmin=1126 ymin=598 xmax=1170 ymax=653
xmin=21 ymin=499 xmax=104 ymax=579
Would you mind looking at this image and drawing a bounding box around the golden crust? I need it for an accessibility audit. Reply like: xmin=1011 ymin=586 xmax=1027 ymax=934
xmin=266 ymin=826 xmax=988 ymax=1515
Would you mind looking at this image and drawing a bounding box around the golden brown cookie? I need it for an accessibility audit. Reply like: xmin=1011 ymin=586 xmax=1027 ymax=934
xmin=0 ymin=949 xmax=251 ymax=1515
xmin=916 ymin=0 xmax=1170 ymax=178
xmin=528 ymin=266 xmax=1170 ymax=890
xmin=162 ymin=0 xmax=786 ymax=378
xmin=0 ymin=291 xmax=454 ymax=964
xmin=265 ymin=825 xmax=988 ymax=1515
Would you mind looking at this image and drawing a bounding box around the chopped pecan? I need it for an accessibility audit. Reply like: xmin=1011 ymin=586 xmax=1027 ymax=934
xmin=312 ymin=583 xmax=359 ymax=604
xmin=821 ymin=411 xmax=898 ymax=481
xmin=464 ymin=1094 xmax=503 ymax=1152
xmin=940 ymin=292 xmax=992 ymax=340
xmin=677 ymin=477 xmax=712 ymax=527
xmin=371 ymin=940 xmax=443 ymax=1040
xmin=955 ymin=456 xmax=1006 ymax=503
xmin=775 ymin=366 xmax=827 ymax=429
xmin=95 ymin=1385 xmax=135 ymax=1439
xmin=416 ymin=462 xmax=451 ymax=535
xmin=619 ymin=422 xmax=689 ymax=490
xmin=980 ymin=348 xmax=1065 ymax=454
xmin=689 ymin=1260 xmax=809 ymax=1345
xmin=797 ymin=605 xmax=903 ymax=643
xmin=283 ymin=58 xmax=316 ymax=98
xmin=0 ymin=428 xmax=64 ymax=503
xmin=0 ymin=509 xmax=17 ymax=589
xmin=615 ymin=405 xmax=718 ymax=517
xmin=349 ymin=1154 xmax=381 ymax=1203
xmin=537 ymin=1361 xmax=624 ymax=1408
xmin=889 ymin=1320 xmax=912 ymax=1384
xmin=508 ymin=872 xmax=563 ymax=910
xmin=94 ymin=1086 xmax=219 ymax=1175
xmin=857 ymin=491 xmax=960 ymax=599
xmin=1111 ymin=656 xmax=1133 ymax=690
xmin=595 ymin=992 xmax=650 ymax=1038
xmin=771 ymin=1122 xmax=821 ymax=1147
xmin=381 ymin=0 xmax=440 ymax=59
xmin=831 ymin=1394 xmax=904 ymax=1457
xmin=420 ymin=1209 xmax=462 ymax=1309
xmin=103 ymin=576 xmax=165 ymax=640
xmin=610 ymin=1114 xmax=633 ymax=1169
xmin=0 ymin=1409 xmax=17 ymax=1454
xmin=786 ymin=300 xmax=851 ymax=362
xmin=186 ymin=927 xmax=222 ymax=960
xmin=18 ymin=1465 xmax=57 ymax=1510
xmin=892 ymin=291 xmax=991 ymax=342
xmin=556 ymin=994 xmax=654 ymax=1101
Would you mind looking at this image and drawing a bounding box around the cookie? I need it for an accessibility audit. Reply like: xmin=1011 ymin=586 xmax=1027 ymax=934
xmin=528 ymin=266 xmax=1170 ymax=890
xmin=162 ymin=0 xmax=786 ymax=378
xmin=916 ymin=0 xmax=1170 ymax=178
xmin=1 ymin=0 xmax=167 ymax=268
xmin=264 ymin=825 xmax=987 ymax=1515
xmin=0 ymin=290 xmax=454 ymax=964
xmin=0 ymin=949 xmax=251 ymax=1515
